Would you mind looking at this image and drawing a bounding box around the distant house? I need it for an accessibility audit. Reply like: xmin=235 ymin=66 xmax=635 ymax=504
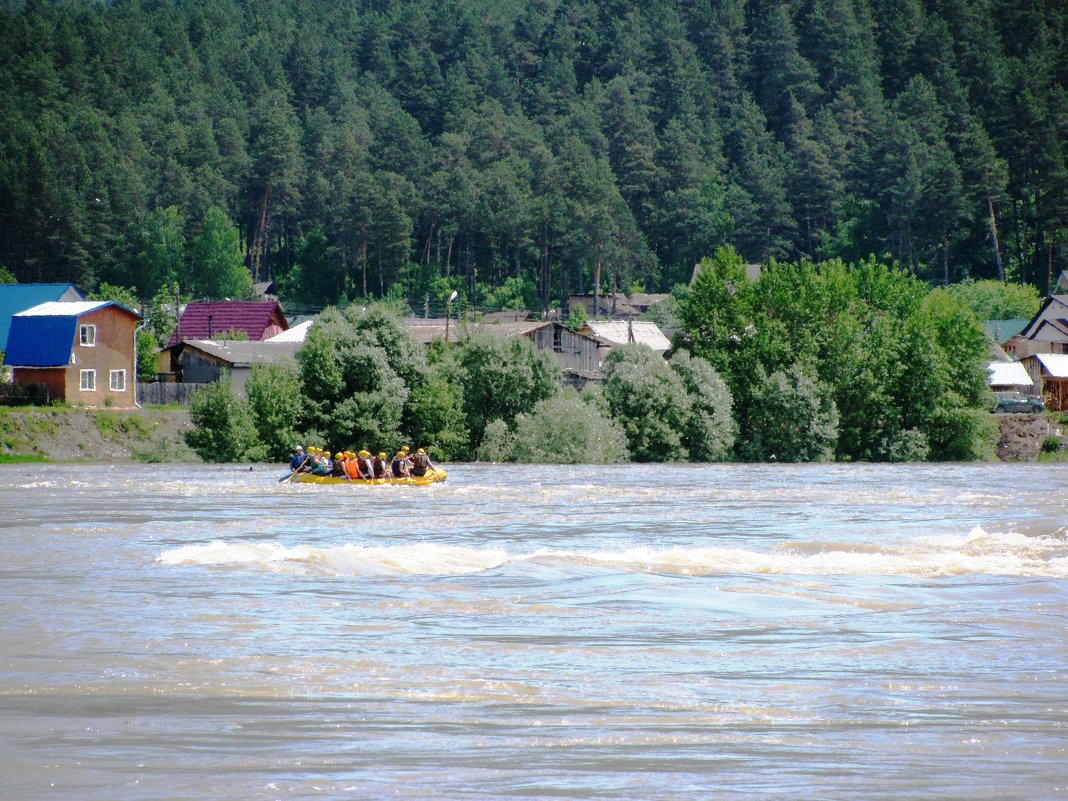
xmin=567 ymin=293 xmax=639 ymax=318
xmin=1055 ymin=270 xmax=1068 ymax=294
xmin=3 ymin=300 xmax=142 ymax=408
xmin=252 ymin=280 xmax=277 ymax=300
xmin=1021 ymin=353 xmax=1068 ymax=412
xmin=579 ymin=319 xmax=672 ymax=366
xmin=264 ymin=320 xmax=313 ymax=343
xmin=1010 ymin=295 xmax=1068 ymax=358
xmin=626 ymin=293 xmax=671 ymax=313
xmin=0 ymin=283 xmax=85 ymax=352
xmin=987 ymin=360 xmax=1033 ymax=393
xmin=405 ymin=318 xmax=601 ymax=375
xmin=478 ymin=309 xmax=535 ymax=324
xmin=690 ymin=261 xmax=762 ymax=285
xmin=168 ymin=301 xmax=289 ymax=346
xmin=161 ymin=339 xmax=303 ymax=397
xmin=983 ymin=319 xmax=1030 ymax=353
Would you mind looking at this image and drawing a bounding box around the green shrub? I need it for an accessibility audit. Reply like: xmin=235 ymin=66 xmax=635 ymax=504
xmin=455 ymin=332 xmax=559 ymax=448
xmin=185 ymin=377 xmax=264 ymax=462
xmin=502 ymin=389 xmax=629 ymax=464
xmin=740 ymin=363 xmax=839 ymax=462
xmin=669 ymin=350 xmax=736 ymax=462
xmin=476 ymin=419 xmax=515 ymax=462
xmin=603 ymin=343 xmax=692 ymax=461
xmin=405 ymin=368 xmax=469 ymax=460
xmin=246 ymin=362 xmax=304 ymax=461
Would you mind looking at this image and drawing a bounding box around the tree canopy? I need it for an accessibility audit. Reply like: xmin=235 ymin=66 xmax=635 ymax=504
xmin=2 ymin=0 xmax=1065 ymax=311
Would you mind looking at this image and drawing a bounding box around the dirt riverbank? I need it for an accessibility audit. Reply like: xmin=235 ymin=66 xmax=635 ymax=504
xmin=995 ymin=412 xmax=1059 ymax=461
xmin=0 ymin=406 xmax=197 ymax=462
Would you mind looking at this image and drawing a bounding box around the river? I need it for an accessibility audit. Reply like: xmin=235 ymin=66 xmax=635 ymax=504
xmin=1 ymin=462 xmax=1066 ymax=800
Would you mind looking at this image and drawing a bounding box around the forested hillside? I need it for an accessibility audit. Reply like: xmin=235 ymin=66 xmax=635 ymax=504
xmin=2 ymin=0 xmax=1066 ymax=313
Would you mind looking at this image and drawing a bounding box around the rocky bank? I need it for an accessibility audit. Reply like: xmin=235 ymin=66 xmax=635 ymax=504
xmin=995 ymin=412 xmax=1060 ymax=461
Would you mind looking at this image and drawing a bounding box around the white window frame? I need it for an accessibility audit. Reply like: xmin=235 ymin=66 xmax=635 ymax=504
xmin=80 ymin=324 xmax=96 ymax=347
xmin=80 ymin=369 xmax=96 ymax=392
xmin=110 ymin=369 xmax=126 ymax=392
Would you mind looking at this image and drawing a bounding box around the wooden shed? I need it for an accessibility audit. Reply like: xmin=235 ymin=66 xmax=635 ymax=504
xmin=405 ymin=318 xmax=602 ymax=374
xmin=1022 ymin=353 xmax=1068 ymax=412
xmin=162 ymin=339 xmax=303 ymax=397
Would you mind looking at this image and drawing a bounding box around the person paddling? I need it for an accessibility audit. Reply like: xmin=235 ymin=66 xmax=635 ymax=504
xmin=289 ymin=445 xmax=307 ymax=472
xmin=411 ymin=447 xmax=432 ymax=477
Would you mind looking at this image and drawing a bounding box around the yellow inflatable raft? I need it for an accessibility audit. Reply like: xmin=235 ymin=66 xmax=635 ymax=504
xmin=284 ymin=467 xmax=447 ymax=486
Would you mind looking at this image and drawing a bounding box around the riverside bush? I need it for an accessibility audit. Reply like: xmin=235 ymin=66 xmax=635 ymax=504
xmin=186 ymin=377 xmax=264 ymax=462
xmin=455 ymin=332 xmax=559 ymax=448
xmin=480 ymin=389 xmax=630 ymax=464
xmin=740 ymin=363 xmax=839 ymax=462
xmin=246 ymin=363 xmax=304 ymax=462
xmin=603 ymin=344 xmax=734 ymax=462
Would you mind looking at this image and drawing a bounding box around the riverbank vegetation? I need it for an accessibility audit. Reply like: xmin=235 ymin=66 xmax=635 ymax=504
xmin=1 ymin=0 xmax=1066 ymax=314
xmin=187 ymin=249 xmax=998 ymax=464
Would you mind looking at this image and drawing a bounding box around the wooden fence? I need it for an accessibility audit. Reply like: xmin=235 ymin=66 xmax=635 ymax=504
xmin=136 ymin=382 xmax=209 ymax=406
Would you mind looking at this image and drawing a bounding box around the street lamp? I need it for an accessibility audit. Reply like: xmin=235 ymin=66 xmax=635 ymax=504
xmin=445 ymin=290 xmax=458 ymax=343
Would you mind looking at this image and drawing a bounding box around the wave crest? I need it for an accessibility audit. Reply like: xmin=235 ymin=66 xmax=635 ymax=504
xmin=157 ymin=527 xmax=1068 ymax=578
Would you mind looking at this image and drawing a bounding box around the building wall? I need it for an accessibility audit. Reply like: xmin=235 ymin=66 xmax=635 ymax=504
xmin=68 ymin=306 xmax=139 ymax=408
xmin=527 ymin=324 xmax=599 ymax=372
xmin=262 ymin=322 xmax=286 ymax=341
xmin=177 ymin=349 xmax=226 ymax=384
xmin=11 ymin=367 xmax=67 ymax=401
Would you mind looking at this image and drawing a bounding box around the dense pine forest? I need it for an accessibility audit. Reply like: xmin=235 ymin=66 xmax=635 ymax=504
xmin=2 ymin=0 xmax=1067 ymax=314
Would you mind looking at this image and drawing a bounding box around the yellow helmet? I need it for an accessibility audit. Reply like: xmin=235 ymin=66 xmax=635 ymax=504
xmin=323 ymin=451 xmax=331 ymax=458
xmin=417 ymin=448 xmax=426 ymax=454
xmin=345 ymin=451 xmax=355 ymax=459
xmin=402 ymin=445 xmax=410 ymax=453
xmin=396 ymin=451 xmax=405 ymax=458
xmin=378 ymin=452 xmax=387 ymax=459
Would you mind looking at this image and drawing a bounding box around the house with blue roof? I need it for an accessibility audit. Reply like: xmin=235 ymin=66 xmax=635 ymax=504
xmin=0 ymin=283 xmax=85 ymax=352
xmin=4 ymin=300 xmax=143 ymax=408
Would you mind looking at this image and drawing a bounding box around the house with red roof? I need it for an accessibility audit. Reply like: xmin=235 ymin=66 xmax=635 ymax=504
xmin=168 ymin=301 xmax=289 ymax=346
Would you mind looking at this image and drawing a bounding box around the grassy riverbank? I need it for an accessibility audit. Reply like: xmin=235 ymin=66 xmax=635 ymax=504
xmin=0 ymin=405 xmax=1062 ymax=464
xmin=0 ymin=406 xmax=197 ymax=463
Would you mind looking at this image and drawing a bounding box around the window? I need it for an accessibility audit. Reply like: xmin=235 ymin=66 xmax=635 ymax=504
xmin=80 ymin=324 xmax=96 ymax=347
xmin=553 ymin=327 xmax=563 ymax=353
xmin=79 ymin=369 xmax=96 ymax=391
xmin=110 ymin=369 xmax=126 ymax=392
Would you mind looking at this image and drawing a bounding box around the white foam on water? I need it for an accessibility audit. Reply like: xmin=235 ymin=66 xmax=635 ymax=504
xmin=157 ymin=526 xmax=1068 ymax=578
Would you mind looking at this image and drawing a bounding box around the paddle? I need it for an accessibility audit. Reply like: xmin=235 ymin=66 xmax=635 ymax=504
xmin=279 ymin=455 xmax=310 ymax=482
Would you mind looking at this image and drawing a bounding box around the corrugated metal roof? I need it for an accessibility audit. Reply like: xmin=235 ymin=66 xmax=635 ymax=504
xmin=987 ymin=361 xmax=1033 ymax=386
xmin=179 ymin=339 xmax=302 ymax=367
xmin=0 ymin=283 xmax=84 ymax=350
xmin=5 ymin=316 xmax=78 ymax=366
xmin=581 ymin=320 xmax=672 ymax=352
xmin=16 ymin=300 xmax=111 ymax=316
xmin=983 ymin=318 xmax=1030 ymax=343
xmin=1034 ymin=353 xmax=1068 ymax=378
xmin=264 ymin=320 xmax=313 ymax=342
xmin=404 ymin=318 xmax=552 ymax=344
xmin=169 ymin=301 xmax=287 ymax=346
